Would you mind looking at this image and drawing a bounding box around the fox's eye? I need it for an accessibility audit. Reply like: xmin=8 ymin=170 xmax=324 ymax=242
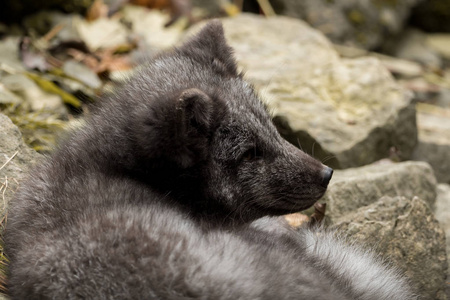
xmin=241 ymin=147 xmax=262 ymax=162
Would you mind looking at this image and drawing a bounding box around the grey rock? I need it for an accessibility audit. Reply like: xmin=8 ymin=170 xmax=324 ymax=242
xmin=399 ymin=77 xmax=441 ymax=104
xmin=426 ymin=34 xmax=450 ymax=60
xmin=437 ymin=87 xmax=450 ymax=108
xmin=269 ymin=0 xmax=422 ymax=50
xmin=0 ymin=114 xmax=41 ymax=210
xmin=385 ymin=28 xmax=442 ymax=68
xmin=413 ymin=104 xmax=450 ymax=184
xmin=376 ymin=55 xmax=423 ymax=79
xmin=436 ymin=184 xmax=450 ymax=299
xmin=321 ymin=161 xmax=437 ymax=221
xmin=436 ymin=184 xmax=450 ymax=226
xmin=214 ymin=14 xmax=417 ymax=169
xmin=334 ymin=196 xmax=448 ymax=300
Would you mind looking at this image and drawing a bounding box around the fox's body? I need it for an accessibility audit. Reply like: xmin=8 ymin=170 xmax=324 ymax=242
xmin=5 ymin=21 xmax=415 ymax=299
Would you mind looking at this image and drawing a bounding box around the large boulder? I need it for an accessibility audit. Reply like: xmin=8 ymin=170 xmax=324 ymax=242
xmin=0 ymin=113 xmax=41 ymax=297
xmin=436 ymin=184 xmax=450 ymax=299
xmin=413 ymin=104 xmax=450 ymax=184
xmin=215 ymin=14 xmax=417 ymax=169
xmin=269 ymin=0 xmax=423 ymax=50
xmin=333 ymin=196 xmax=447 ymax=300
xmin=0 ymin=113 xmax=41 ymax=210
xmin=315 ymin=160 xmax=447 ymax=299
xmin=321 ymin=161 xmax=437 ymax=221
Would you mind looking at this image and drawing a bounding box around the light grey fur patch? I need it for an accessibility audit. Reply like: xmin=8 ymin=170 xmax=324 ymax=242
xmin=302 ymin=228 xmax=418 ymax=300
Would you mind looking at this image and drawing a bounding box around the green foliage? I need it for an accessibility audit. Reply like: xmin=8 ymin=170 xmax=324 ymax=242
xmin=1 ymin=104 xmax=67 ymax=153
xmin=347 ymin=9 xmax=365 ymax=25
xmin=25 ymin=72 xmax=81 ymax=108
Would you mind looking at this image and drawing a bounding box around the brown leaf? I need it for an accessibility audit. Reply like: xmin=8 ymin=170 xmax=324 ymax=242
xmin=284 ymin=213 xmax=310 ymax=229
xmin=87 ymin=0 xmax=109 ymax=21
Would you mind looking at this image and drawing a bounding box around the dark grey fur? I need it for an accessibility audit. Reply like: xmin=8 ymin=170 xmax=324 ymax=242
xmin=5 ymin=21 xmax=416 ymax=299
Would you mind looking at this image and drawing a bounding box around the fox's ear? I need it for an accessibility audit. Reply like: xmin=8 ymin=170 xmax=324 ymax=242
xmin=175 ymin=88 xmax=213 ymax=139
xmin=167 ymin=88 xmax=213 ymax=168
xmin=132 ymin=88 xmax=214 ymax=169
xmin=178 ymin=20 xmax=238 ymax=76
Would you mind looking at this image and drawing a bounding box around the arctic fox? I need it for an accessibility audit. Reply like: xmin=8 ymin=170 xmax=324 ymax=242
xmin=5 ymin=20 xmax=415 ymax=299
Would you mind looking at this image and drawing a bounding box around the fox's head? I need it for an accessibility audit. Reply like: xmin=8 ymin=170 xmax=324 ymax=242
xmin=95 ymin=20 xmax=333 ymax=222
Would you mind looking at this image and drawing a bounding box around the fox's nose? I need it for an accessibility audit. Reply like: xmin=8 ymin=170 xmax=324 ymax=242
xmin=321 ymin=166 xmax=333 ymax=187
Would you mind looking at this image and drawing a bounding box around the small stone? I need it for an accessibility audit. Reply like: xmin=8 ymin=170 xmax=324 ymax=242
xmin=268 ymin=0 xmax=422 ymax=50
xmin=377 ymin=56 xmax=423 ymax=78
xmin=427 ymin=34 xmax=450 ymax=60
xmin=413 ymin=103 xmax=450 ymax=184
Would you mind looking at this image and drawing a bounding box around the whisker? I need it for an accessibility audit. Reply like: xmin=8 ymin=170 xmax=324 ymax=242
xmin=223 ymin=187 xmax=323 ymax=226
xmin=322 ymin=155 xmax=337 ymax=164
xmin=296 ymin=138 xmax=304 ymax=152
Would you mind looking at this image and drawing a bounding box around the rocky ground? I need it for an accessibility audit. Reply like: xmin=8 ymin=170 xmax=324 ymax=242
xmin=0 ymin=2 xmax=449 ymax=299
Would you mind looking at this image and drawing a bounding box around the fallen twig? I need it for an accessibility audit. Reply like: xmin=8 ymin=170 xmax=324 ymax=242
xmin=0 ymin=151 xmax=18 ymax=171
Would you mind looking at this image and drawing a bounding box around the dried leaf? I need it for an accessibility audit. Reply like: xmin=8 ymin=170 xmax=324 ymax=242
xmin=25 ymin=72 xmax=81 ymax=108
xmin=284 ymin=213 xmax=310 ymax=228
xmin=87 ymin=0 xmax=109 ymax=21
xmin=75 ymin=17 xmax=128 ymax=51
xmin=284 ymin=203 xmax=327 ymax=229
